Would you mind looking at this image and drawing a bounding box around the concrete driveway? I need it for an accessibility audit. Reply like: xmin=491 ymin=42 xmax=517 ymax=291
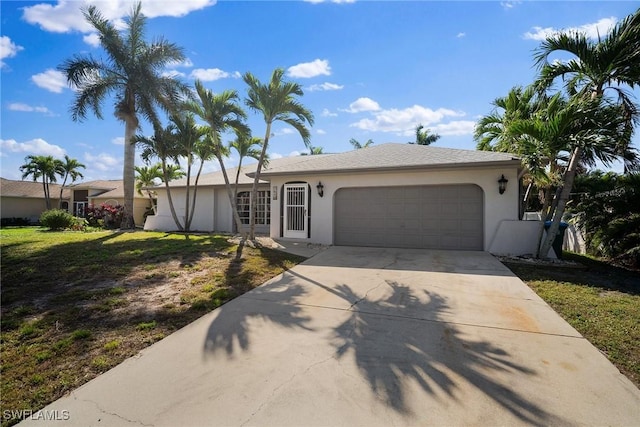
xmin=22 ymin=247 xmax=640 ymax=426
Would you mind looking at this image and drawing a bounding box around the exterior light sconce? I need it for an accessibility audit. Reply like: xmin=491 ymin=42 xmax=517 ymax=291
xmin=498 ymin=174 xmax=508 ymax=195
xmin=272 ymin=186 xmax=277 ymax=200
xmin=316 ymin=181 xmax=324 ymax=197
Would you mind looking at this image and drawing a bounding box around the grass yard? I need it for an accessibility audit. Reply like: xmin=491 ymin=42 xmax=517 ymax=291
xmin=0 ymin=228 xmax=305 ymax=426
xmin=503 ymin=253 xmax=640 ymax=388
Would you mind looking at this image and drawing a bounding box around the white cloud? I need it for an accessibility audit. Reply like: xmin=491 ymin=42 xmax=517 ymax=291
xmin=317 ymin=129 xmax=327 ymax=135
xmin=189 ymin=68 xmax=239 ymax=81
xmin=432 ymin=121 xmax=477 ymax=136
xmin=84 ymin=152 xmax=120 ymax=172
xmin=456 ymin=32 xmax=466 ymax=38
xmin=270 ymin=153 xmax=284 ymax=159
xmin=0 ymin=36 xmax=24 ymax=68
xmin=22 ymin=0 xmax=216 ymax=33
xmin=524 ymin=17 xmax=617 ymax=41
xmin=167 ymin=58 xmax=194 ymax=69
xmin=7 ymin=103 xmax=54 ymax=116
xmin=287 ymin=59 xmax=331 ymax=78
xmin=501 ymin=1 xmax=522 ymax=9
xmin=350 ymin=105 xmax=466 ymax=135
xmin=308 ymin=82 xmax=344 ymax=92
xmin=273 ymin=128 xmax=295 ymax=137
xmin=111 ymin=137 xmax=125 ymax=146
xmin=0 ymin=138 xmax=65 ymax=157
xmin=343 ymin=97 xmax=380 ymax=113
xmin=83 ymin=33 xmax=101 ymax=47
xmin=31 ymin=69 xmax=68 ymax=93
xmin=162 ymin=70 xmax=187 ymax=78
xmin=321 ymin=108 xmax=338 ymax=117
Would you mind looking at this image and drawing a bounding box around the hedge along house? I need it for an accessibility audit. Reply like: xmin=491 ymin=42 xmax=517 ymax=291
xmin=146 ymin=143 xmax=546 ymax=256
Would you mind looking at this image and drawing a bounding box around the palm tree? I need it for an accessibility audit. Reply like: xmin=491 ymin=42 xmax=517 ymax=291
xmin=57 ymin=155 xmax=86 ymax=209
xmin=349 ymin=138 xmax=374 ymax=149
xmin=230 ymin=135 xmax=263 ymax=201
xmin=169 ymin=112 xmax=208 ymax=232
xmin=187 ymin=79 xmax=250 ymax=235
xmin=58 ymin=2 xmax=189 ymax=229
xmin=413 ymin=124 xmax=441 ymax=145
xmin=302 ymin=146 xmax=324 ymax=155
xmin=135 ymin=125 xmax=184 ymax=230
xmin=135 ymin=164 xmax=163 ymax=214
xmin=20 ymin=155 xmax=64 ymax=210
xmin=534 ymin=9 xmax=640 ymax=257
xmin=243 ymin=68 xmax=314 ymax=239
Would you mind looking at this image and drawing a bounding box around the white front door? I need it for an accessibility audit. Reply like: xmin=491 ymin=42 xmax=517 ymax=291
xmin=283 ymin=184 xmax=308 ymax=238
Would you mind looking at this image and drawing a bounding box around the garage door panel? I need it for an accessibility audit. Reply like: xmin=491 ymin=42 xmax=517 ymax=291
xmin=334 ymin=184 xmax=483 ymax=250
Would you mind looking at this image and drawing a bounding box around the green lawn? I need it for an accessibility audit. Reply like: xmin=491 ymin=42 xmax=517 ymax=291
xmin=0 ymin=228 xmax=305 ymax=426
xmin=503 ymin=253 xmax=640 ymax=388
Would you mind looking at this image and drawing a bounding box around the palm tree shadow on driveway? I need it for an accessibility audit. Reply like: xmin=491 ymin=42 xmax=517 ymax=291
xmin=202 ymin=267 xmax=567 ymax=425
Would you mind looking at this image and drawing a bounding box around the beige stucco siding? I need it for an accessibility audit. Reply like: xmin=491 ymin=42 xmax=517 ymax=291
xmin=0 ymin=197 xmax=60 ymax=222
xmin=268 ymin=167 xmax=519 ymax=250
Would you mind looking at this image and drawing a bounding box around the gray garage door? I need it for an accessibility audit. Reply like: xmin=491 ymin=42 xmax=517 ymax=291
xmin=334 ymin=184 xmax=483 ymax=250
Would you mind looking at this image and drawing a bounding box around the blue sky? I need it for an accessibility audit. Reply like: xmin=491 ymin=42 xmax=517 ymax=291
xmin=1 ymin=1 xmax=638 ymax=181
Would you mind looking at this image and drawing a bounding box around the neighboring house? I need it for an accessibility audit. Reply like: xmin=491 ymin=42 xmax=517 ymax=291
xmin=146 ymin=143 xmax=547 ymax=256
xmin=0 ymin=178 xmax=70 ymax=224
xmin=66 ymin=180 xmax=148 ymax=227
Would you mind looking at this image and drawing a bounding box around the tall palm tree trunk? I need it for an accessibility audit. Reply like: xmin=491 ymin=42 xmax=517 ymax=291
xmin=249 ymin=123 xmax=271 ymax=240
xmin=161 ymin=162 xmax=184 ymax=231
xmin=539 ymin=146 xmax=582 ymax=257
xmin=121 ymin=118 xmax=137 ymax=229
xmin=214 ymin=154 xmax=247 ymax=238
xmin=42 ymin=177 xmax=50 ymax=210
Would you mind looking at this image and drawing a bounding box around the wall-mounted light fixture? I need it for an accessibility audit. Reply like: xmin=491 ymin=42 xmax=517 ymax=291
xmin=316 ymin=181 xmax=324 ymax=197
xmin=272 ymin=186 xmax=277 ymax=200
xmin=498 ymin=174 xmax=508 ymax=195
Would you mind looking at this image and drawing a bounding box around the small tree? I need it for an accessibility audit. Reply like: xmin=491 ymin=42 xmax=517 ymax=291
xmin=412 ymin=124 xmax=440 ymax=145
xmin=20 ymin=155 xmax=64 ymax=210
xmin=349 ymin=138 xmax=374 ymax=149
xmin=58 ymin=155 xmax=86 ymax=209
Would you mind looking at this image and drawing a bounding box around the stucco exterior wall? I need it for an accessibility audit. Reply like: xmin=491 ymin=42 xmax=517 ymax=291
xmin=145 ymin=185 xmax=270 ymax=234
xmin=0 ymin=197 xmax=57 ymax=223
xmin=267 ymin=166 xmax=520 ymax=251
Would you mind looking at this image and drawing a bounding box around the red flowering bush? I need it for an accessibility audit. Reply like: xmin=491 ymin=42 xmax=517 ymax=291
xmin=86 ymin=203 xmax=124 ymax=229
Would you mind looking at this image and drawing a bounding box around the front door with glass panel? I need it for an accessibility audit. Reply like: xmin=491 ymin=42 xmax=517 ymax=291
xmin=284 ymin=184 xmax=308 ymax=238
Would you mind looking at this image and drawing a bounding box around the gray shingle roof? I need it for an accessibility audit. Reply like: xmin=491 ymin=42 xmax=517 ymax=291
xmin=161 ymin=156 xmax=318 ymax=189
xmin=254 ymin=143 xmax=520 ymax=177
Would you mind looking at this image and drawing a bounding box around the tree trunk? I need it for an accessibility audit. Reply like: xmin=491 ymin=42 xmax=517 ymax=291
xmin=162 ymin=160 xmax=184 ymax=231
xmin=249 ymin=122 xmax=272 ymax=240
xmin=187 ymin=159 xmax=205 ymax=230
xmin=121 ymin=117 xmax=137 ymax=229
xmin=216 ymin=154 xmax=247 ymax=239
xmin=58 ymin=174 xmax=69 ymax=209
xmin=539 ymin=146 xmax=582 ymax=258
xmin=535 ymin=186 xmax=553 ymax=257
xmin=42 ymin=177 xmax=50 ymax=210
xmin=183 ymin=157 xmax=192 ymax=233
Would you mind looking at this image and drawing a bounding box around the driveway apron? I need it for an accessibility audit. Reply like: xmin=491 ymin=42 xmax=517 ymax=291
xmin=21 ymin=247 xmax=640 ymax=426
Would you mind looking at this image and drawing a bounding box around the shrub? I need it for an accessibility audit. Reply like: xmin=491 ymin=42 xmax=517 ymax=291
xmin=86 ymin=203 xmax=124 ymax=229
xmin=40 ymin=209 xmax=75 ymax=230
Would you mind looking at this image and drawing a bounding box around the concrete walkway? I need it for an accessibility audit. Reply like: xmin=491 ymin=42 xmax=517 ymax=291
xmin=22 ymin=247 xmax=640 ymax=426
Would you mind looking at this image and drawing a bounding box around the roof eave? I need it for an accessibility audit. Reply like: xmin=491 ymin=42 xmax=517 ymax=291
xmin=250 ymin=158 xmax=522 ymax=178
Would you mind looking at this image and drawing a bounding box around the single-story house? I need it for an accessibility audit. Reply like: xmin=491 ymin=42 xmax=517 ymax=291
xmin=145 ymin=143 xmax=547 ymax=256
xmin=1 ymin=178 xmax=148 ymax=227
xmin=1 ymin=178 xmax=70 ymax=224
xmin=66 ymin=180 xmax=148 ymax=227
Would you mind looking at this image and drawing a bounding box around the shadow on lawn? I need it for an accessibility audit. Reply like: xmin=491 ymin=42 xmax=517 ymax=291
xmin=202 ymin=266 xmax=566 ymax=425
xmin=503 ymin=253 xmax=639 ymax=296
xmin=1 ymin=231 xmax=234 ymax=307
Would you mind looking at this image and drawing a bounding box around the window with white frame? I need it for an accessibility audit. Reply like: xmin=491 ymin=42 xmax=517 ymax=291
xmin=237 ymin=191 xmax=271 ymax=225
